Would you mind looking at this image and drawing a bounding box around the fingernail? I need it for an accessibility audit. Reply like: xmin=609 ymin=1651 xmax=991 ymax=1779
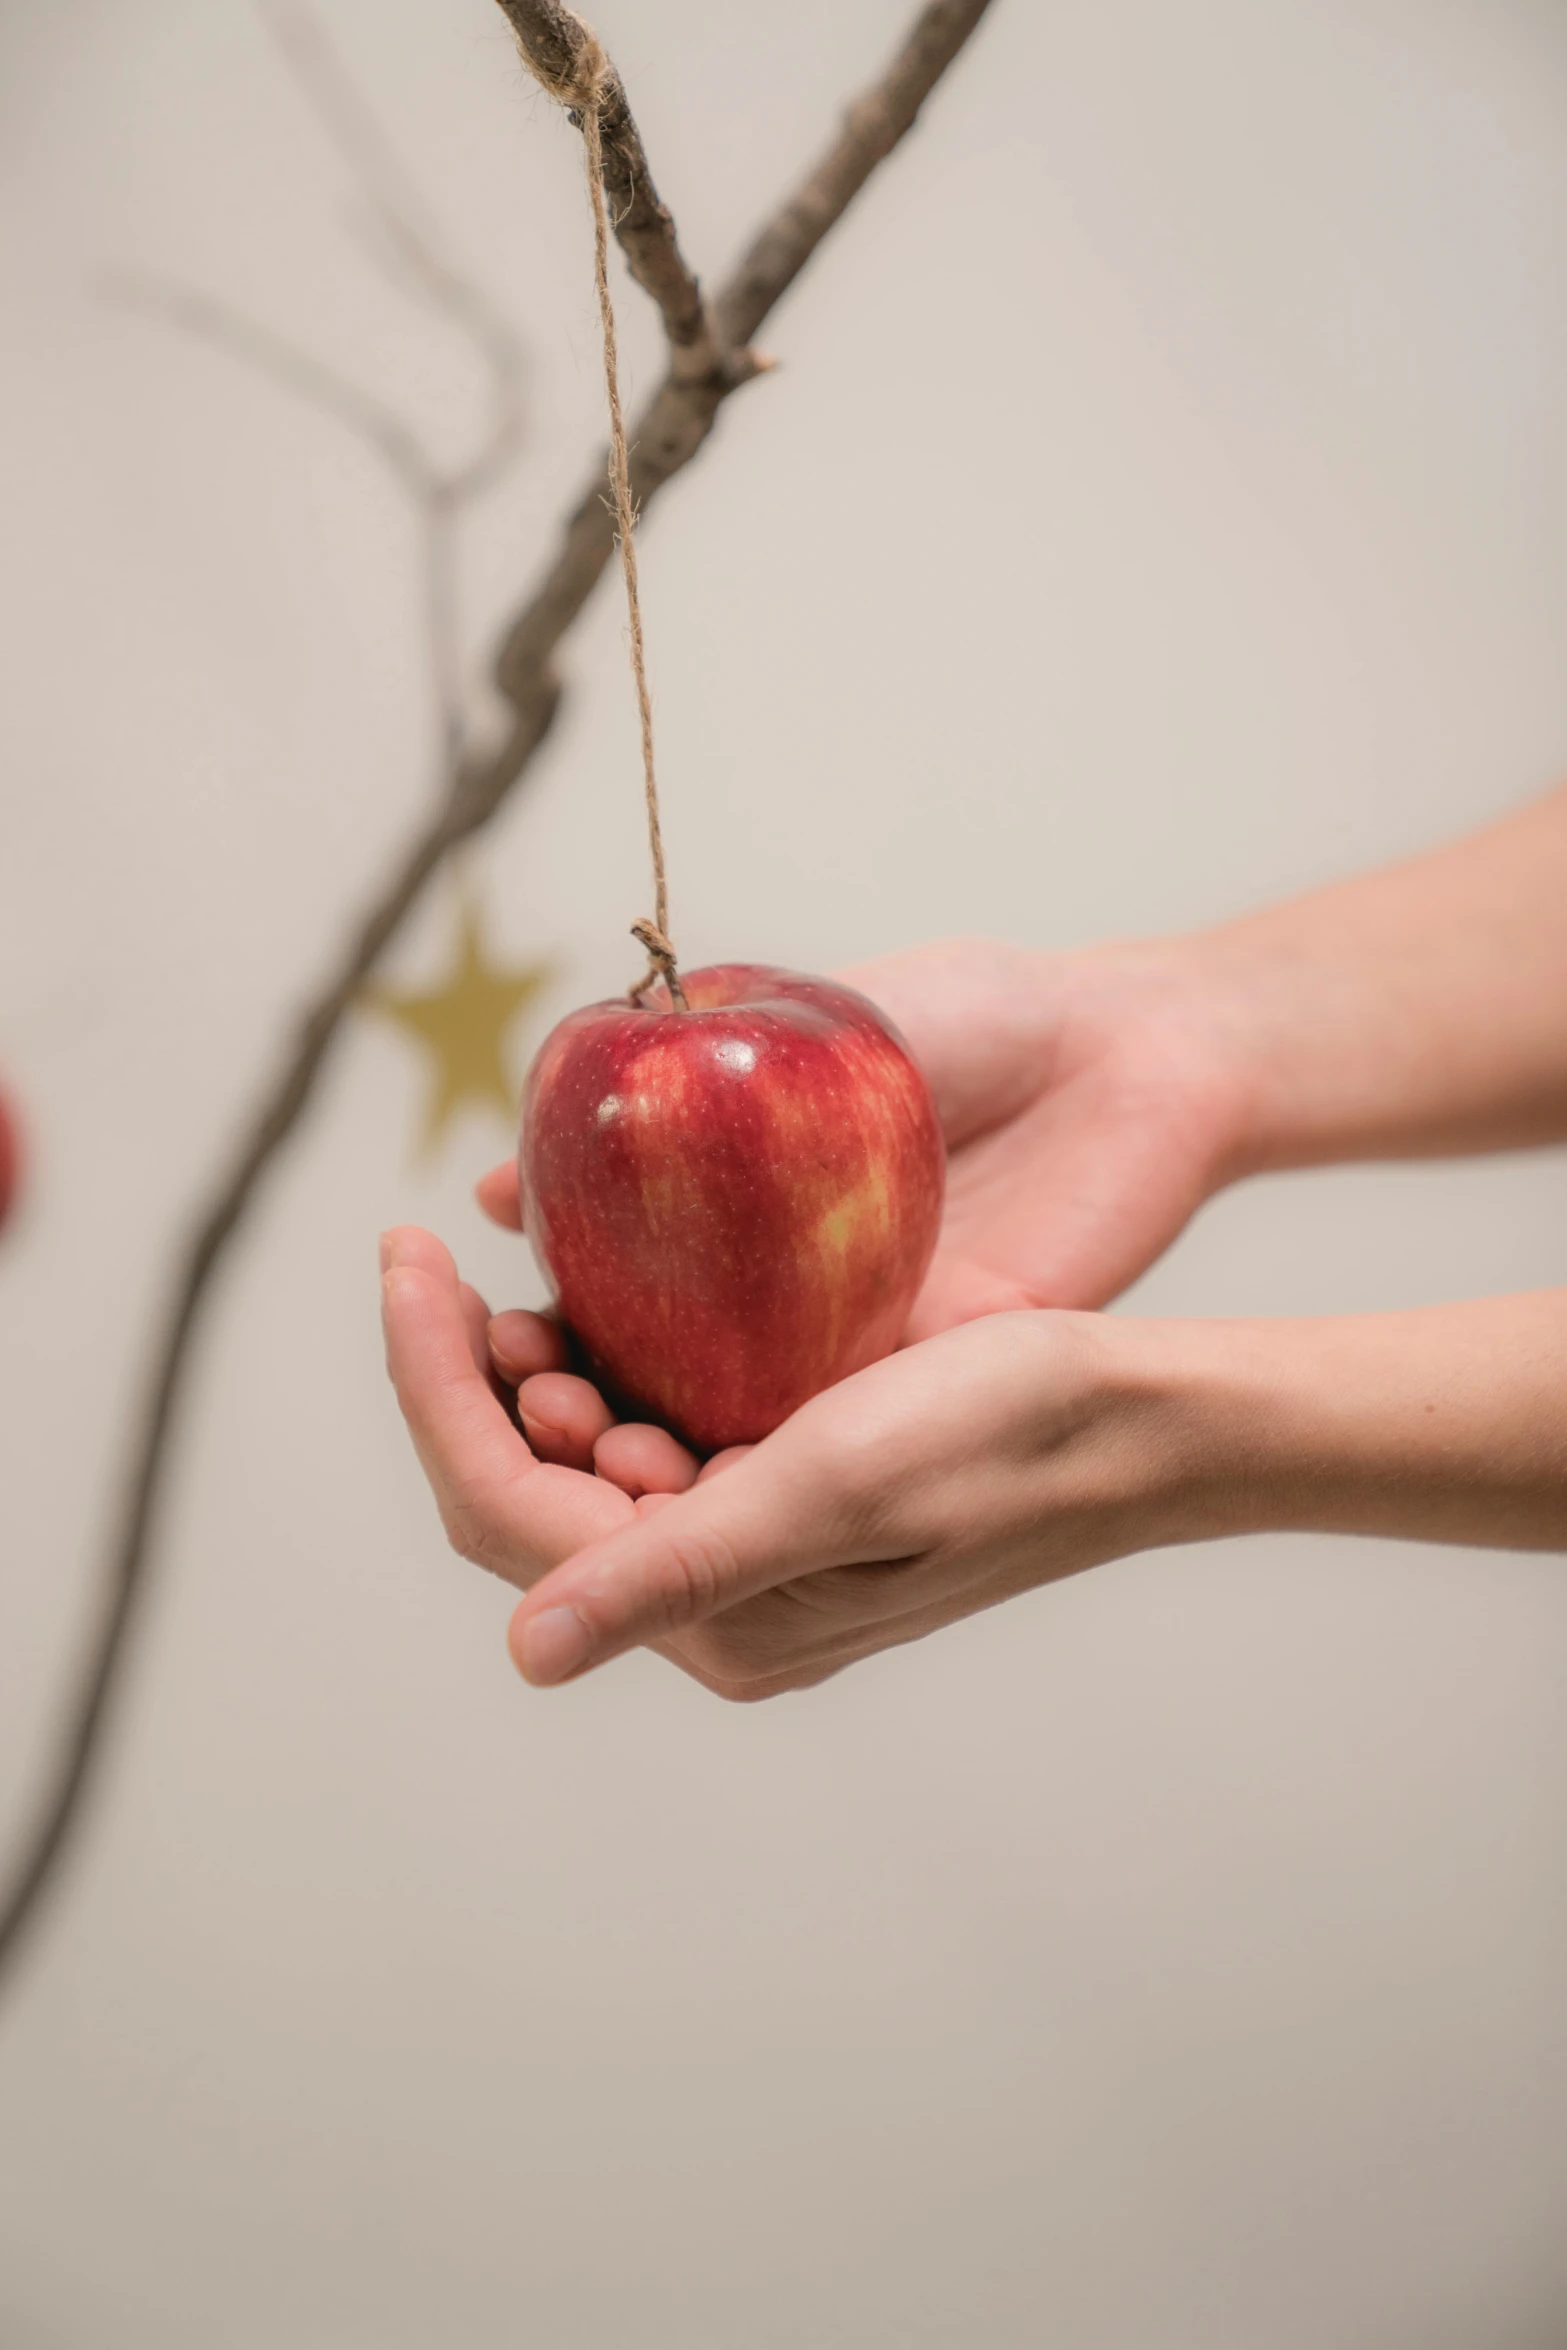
xmin=517 ymin=1411 xmax=569 ymax=1466
xmin=378 ymin=1231 xmax=392 ymax=1274
xmin=520 ymin=1605 xmax=594 ymax=1686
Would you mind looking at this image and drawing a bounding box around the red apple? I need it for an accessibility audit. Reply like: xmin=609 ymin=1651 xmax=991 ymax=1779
xmin=519 ymin=964 xmax=945 ymax=1452
xmin=0 ymin=1080 xmax=19 ymax=1235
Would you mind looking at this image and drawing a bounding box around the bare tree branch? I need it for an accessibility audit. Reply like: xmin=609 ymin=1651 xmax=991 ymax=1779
xmin=255 ymin=0 xmax=531 ymax=738
xmin=491 ymin=0 xmax=713 ymax=371
xmin=0 ymin=0 xmax=997 ymax=1987
xmin=97 ymin=268 xmax=437 ymax=491
xmin=261 ymin=0 xmax=529 ymax=450
xmin=715 ymin=0 xmax=998 ymax=347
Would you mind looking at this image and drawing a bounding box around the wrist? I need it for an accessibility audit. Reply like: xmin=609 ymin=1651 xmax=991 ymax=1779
xmin=1082 ymin=897 xmax=1442 ymax=1186
xmin=1177 ymin=923 xmax=1382 ymax=1179
xmin=1064 ymin=933 xmax=1275 ymax=1195
xmin=1080 ymin=1293 xmax=1567 ymax=1558
xmin=1062 ymin=1308 xmax=1371 ymax=1563
xmin=1070 ymin=1306 xmax=1400 ymax=1553
xmin=1092 ymin=917 xmax=1407 ymax=1185
xmin=1049 ymin=1309 xmax=1274 ymax=1556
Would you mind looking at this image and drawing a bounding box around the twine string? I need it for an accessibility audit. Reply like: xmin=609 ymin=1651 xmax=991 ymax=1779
xmin=558 ymin=33 xmax=687 ymax=1010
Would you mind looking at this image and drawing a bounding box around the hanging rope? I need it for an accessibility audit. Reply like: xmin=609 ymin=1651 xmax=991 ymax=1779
xmin=529 ymin=24 xmax=688 ymax=1008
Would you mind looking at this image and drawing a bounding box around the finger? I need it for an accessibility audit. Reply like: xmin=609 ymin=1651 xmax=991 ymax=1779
xmin=382 ymin=1227 xmax=625 ymax=1579
xmin=671 ymin=1588 xmax=951 ymax=1703
xmin=505 ymin=1432 xmax=877 ymax=1687
xmin=475 ymin=1161 xmax=524 ymax=1231
xmin=488 ymin=1308 xmax=569 ymax=1386
xmin=593 ymin=1421 xmax=700 ymax=1499
xmin=516 ymin=1371 xmax=615 ymax=1471
xmin=695 ymin=1445 xmax=753 ymax=1483
xmin=383 ymin=1229 xmax=526 ymax=1503
xmin=458 ymin=1281 xmax=494 ymax=1380
xmin=905 ymin=1253 xmax=1037 ymax=1345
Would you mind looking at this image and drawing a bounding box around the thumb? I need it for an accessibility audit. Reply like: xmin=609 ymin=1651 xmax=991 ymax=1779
xmin=475 ymin=1159 xmax=524 ymax=1231
xmin=505 ymin=1434 xmax=854 ymax=1687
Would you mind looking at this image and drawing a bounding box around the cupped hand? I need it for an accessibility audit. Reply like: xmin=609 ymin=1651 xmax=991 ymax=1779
xmin=383 ymin=1220 xmax=1185 ymax=1699
xmin=425 ymin=935 xmax=1253 ymax=1694
xmin=475 ymin=937 xmax=1252 ymax=1342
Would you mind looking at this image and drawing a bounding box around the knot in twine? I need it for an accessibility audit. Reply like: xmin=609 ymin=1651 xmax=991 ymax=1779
xmin=518 ymin=10 xmax=686 ymax=1010
xmin=630 ymin=919 xmax=688 ymax=1011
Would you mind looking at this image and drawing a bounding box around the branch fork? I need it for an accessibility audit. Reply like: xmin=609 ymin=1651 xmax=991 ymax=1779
xmin=0 ymin=0 xmax=997 ymax=1982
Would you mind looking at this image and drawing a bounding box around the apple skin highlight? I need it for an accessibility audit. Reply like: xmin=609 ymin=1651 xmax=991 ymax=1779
xmin=519 ymin=964 xmax=945 ymax=1453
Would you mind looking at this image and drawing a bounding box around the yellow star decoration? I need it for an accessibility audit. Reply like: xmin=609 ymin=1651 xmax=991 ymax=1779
xmin=365 ymin=898 xmax=550 ymax=1154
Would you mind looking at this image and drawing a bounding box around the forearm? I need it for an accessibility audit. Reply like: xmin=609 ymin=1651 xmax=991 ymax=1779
xmin=1184 ymin=782 xmax=1567 ymax=1173
xmin=1104 ymin=1290 xmax=1567 ymax=1558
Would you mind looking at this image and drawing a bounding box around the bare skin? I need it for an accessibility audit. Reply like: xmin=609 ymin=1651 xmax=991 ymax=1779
xmin=384 ymin=783 xmax=1567 ymax=1697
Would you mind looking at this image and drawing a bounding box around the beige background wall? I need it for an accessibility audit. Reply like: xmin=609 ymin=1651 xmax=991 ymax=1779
xmin=2 ymin=2 xmax=1566 ymax=2343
